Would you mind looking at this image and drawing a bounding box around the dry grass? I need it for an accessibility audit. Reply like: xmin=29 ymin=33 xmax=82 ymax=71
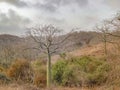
xmin=69 ymin=43 xmax=115 ymax=57
xmin=1 ymin=43 xmax=120 ymax=90
xmin=0 ymin=84 xmax=39 ymax=90
xmin=52 ymin=43 xmax=112 ymax=63
xmin=0 ymin=85 xmax=120 ymax=90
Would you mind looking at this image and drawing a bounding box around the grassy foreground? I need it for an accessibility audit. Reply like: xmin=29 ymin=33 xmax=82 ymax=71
xmin=0 ymin=84 xmax=120 ymax=90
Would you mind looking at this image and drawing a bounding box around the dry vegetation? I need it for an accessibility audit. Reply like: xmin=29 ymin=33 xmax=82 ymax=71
xmin=0 ymin=85 xmax=120 ymax=90
xmin=0 ymin=13 xmax=120 ymax=90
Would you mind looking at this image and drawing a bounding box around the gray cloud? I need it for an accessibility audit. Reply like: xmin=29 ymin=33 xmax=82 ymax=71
xmin=47 ymin=17 xmax=64 ymax=23
xmin=0 ymin=0 xmax=27 ymax=7
xmin=0 ymin=0 xmax=119 ymax=35
xmin=34 ymin=0 xmax=89 ymax=13
xmin=0 ymin=9 xmax=30 ymax=35
xmin=31 ymin=0 xmax=117 ymax=30
xmin=105 ymin=0 xmax=120 ymax=9
xmin=35 ymin=2 xmax=57 ymax=12
xmin=61 ymin=0 xmax=88 ymax=6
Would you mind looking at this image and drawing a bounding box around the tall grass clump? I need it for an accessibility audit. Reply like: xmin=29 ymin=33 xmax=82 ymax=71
xmin=0 ymin=72 xmax=11 ymax=84
xmin=32 ymin=60 xmax=46 ymax=87
xmin=7 ymin=59 xmax=34 ymax=83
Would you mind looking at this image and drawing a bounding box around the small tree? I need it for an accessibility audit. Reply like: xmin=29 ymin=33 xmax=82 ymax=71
xmin=27 ymin=24 xmax=71 ymax=87
xmin=95 ymin=21 xmax=110 ymax=55
xmin=96 ymin=12 xmax=120 ymax=55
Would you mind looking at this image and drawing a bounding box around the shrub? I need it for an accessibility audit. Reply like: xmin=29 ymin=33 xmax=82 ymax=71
xmin=62 ymin=64 xmax=82 ymax=87
xmin=7 ymin=59 xmax=33 ymax=83
xmin=0 ymin=65 xmax=5 ymax=72
xmin=69 ymin=56 xmax=110 ymax=86
xmin=0 ymin=72 xmax=11 ymax=84
xmin=59 ymin=52 xmax=67 ymax=59
xmin=32 ymin=60 xmax=46 ymax=87
xmin=34 ymin=73 xmax=46 ymax=88
xmin=52 ymin=56 xmax=110 ymax=87
xmin=52 ymin=60 xmax=67 ymax=85
xmin=32 ymin=60 xmax=46 ymax=71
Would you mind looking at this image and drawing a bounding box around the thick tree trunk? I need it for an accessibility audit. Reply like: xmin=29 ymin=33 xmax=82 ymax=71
xmin=47 ymin=49 xmax=51 ymax=88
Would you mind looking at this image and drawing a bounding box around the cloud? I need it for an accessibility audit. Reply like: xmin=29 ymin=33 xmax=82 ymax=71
xmin=105 ymin=0 xmax=120 ymax=9
xmin=35 ymin=2 xmax=57 ymax=12
xmin=34 ymin=0 xmax=89 ymax=13
xmin=46 ymin=17 xmax=65 ymax=24
xmin=61 ymin=0 xmax=88 ymax=6
xmin=0 ymin=0 xmax=27 ymax=7
xmin=0 ymin=9 xmax=30 ymax=35
xmin=30 ymin=0 xmax=117 ymax=31
xmin=0 ymin=0 xmax=119 ymax=35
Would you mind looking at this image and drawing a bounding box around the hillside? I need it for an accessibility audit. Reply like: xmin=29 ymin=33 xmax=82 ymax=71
xmin=70 ymin=44 xmax=105 ymax=57
xmin=52 ymin=42 xmax=115 ymax=63
xmin=0 ymin=34 xmax=22 ymax=46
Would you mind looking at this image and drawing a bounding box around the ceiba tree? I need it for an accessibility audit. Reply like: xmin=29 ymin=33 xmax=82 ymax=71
xmin=27 ymin=24 xmax=71 ymax=87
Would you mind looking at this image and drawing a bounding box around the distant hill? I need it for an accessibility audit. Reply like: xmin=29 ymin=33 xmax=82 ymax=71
xmin=0 ymin=34 xmax=23 ymax=46
xmin=0 ymin=31 xmax=103 ymax=61
xmin=0 ymin=34 xmax=21 ymax=42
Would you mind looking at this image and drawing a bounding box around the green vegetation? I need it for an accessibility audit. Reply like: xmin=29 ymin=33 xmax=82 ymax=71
xmin=52 ymin=56 xmax=110 ymax=87
xmin=0 ymin=72 xmax=11 ymax=84
xmin=0 ymin=13 xmax=120 ymax=88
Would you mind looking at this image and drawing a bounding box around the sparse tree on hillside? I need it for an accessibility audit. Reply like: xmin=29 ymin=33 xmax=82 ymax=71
xmin=96 ymin=13 xmax=120 ymax=55
xmin=96 ymin=21 xmax=110 ymax=55
xmin=27 ymin=24 xmax=72 ymax=88
xmin=105 ymin=12 xmax=120 ymax=37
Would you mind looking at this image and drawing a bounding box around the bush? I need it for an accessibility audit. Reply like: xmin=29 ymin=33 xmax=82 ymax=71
xmin=34 ymin=73 xmax=46 ymax=88
xmin=32 ymin=60 xmax=46 ymax=87
xmin=0 ymin=72 xmax=11 ymax=84
xmin=52 ymin=60 xmax=67 ymax=85
xmin=62 ymin=64 xmax=81 ymax=87
xmin=86 ymin=65 xmax=108 ymax=86
xmin=7 ymin=59 xmax=33 ymax=83
xmin=59 ymin=52 xmax=67 ymax=59
xmin=52 ymin=56 xmax=110 ymax=87
xmin=0 ymin=65 xmax=5 ymax=72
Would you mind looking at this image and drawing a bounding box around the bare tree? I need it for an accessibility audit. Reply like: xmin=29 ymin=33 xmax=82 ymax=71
xmin=95 ymin=21 xmax=110 ymax=55
xmin=27 ymin=24 xmax=72 ymax=87
xmin=95 ymin=13 xmax=120 ymax=55
xmin=105 ymin=12 xmax=120 ymax=37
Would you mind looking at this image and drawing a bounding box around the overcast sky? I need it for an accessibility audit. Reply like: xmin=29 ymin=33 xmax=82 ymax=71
xmin=0 ymin=0 xmax=120 ymax=35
